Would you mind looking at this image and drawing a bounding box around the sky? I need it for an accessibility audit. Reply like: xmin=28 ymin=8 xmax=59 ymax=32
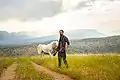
xmin=0 ymin=0 xmax=120 ymax=36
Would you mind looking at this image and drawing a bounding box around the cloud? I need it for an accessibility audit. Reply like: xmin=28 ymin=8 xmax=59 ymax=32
xmin=0 ymin=0 xmax=120 ymax=36
xmin=0 ymin=0 xmax=61 ymax=21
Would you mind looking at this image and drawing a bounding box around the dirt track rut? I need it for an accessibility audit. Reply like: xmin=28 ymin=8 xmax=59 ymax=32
xmin=0 ymin=62 xmax=17 ymax=80
xmin=32 ymin=62 xmax=73 ymax=80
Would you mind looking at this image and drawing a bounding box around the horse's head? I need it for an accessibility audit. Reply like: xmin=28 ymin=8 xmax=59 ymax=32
xmin=50 ymin=41 xmax=57 ymax=53
xmin=51 ymin=41 xmax=58 ymax=50
xmin=50 ymin=41 xmax=58 ymax=55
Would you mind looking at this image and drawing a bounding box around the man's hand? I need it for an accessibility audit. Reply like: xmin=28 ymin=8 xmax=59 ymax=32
xmin=53 ymin=53 xmax=56 ymax=56
xmin=53 ymin=51 xmax=57 ymax=56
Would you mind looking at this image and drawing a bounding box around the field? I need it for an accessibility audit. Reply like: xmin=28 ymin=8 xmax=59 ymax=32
xmin=0 ymin=54 xmax=120 ymax=80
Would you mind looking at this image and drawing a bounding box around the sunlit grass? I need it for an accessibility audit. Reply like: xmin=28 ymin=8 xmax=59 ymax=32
xmin=0 ymin=57 xmax=16 ymax=76
xmin=33 ymin=54 xmax=120 ymax=80
xmin=15 ymin=57 xmax=52 ymax=80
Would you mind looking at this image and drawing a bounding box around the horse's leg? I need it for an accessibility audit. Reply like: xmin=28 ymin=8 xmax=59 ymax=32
xmin=37 ymin=49 xmax=43 ymax=58
xmin=37 ymin=45 xmax=44 ymax=58
xmin=41 ymin=51 xmax=44 ymax=58
xmin=48 ymin=52 xmax=52 ymax=58
xmin=38 ymin=50 xmax=42 ymax=58
xmin=40 ymin=51 xmax=44 ymax=58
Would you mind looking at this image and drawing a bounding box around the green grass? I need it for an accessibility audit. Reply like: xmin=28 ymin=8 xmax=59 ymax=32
xmin=33 ymin=54 xmax=120 ymax=80
xmin=0 ymin=57 xmax=16 ymax=76
xmin=15 ymin=57 xmax=52 ymax=80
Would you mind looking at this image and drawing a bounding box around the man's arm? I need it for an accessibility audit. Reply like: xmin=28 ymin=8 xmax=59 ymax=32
xmin=65 ymin=36 xmax=70 ymax=46
xmin=65 ymin=36 xmax=70 ymax=51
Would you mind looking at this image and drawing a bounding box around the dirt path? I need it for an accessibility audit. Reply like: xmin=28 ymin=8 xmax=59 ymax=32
xmin=32 ymin=62 xmax=73 ymax=80
xmin=0 ymin=62 xmax=17 ymax=80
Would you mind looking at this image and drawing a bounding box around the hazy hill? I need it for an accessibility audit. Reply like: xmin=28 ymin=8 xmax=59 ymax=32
xmin=0 ymin=35 xmax=120 ymax=56
xmin=69 ymin=35 xmax=120 ymax=53
xmin=24 ymin=29 xmax=105 ymax=43
xmin=0 ymin=29 xmax=106 ymax=45
xmin=66 ymin=29 xmax=106 ymax=39
xmin=0 ymin=31 xmax=29 ymax=40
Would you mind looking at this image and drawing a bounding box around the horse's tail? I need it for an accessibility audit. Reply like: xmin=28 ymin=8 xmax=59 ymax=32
xmin=37 ymin=44 xmax=42 ymax=55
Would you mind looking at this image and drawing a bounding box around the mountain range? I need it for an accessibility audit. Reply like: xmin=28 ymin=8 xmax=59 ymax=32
xmin=1 ymin=34 xmax=120 ymax=56
xmin=0 ymin=29 xmax=107 ymax=45
xmin=68 ymin=35 xmax=120 ymax=53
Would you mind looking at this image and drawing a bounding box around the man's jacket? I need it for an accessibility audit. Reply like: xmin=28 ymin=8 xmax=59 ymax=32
xmin=57 ymin=35 xmax=70 ymax=52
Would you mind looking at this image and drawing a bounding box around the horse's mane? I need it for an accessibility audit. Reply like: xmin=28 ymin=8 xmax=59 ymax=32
xmin=50 ymin=41 xmax=58 ymax=46
xmin=38 ymin=41 xmax=58 ymax=48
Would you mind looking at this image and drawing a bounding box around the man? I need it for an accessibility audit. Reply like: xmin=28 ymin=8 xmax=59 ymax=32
xmin=53 ymin=30 xmax=70 ymax=68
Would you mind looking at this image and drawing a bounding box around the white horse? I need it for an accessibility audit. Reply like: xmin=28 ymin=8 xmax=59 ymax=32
xmin=37 ymin=41 xmax=58 ymax=58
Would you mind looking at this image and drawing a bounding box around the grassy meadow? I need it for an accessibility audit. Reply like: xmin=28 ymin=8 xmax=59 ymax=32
xmin=32 ymin=54 xmax=120 ymax=80
xmin=15 ymin=57 xmax=52 ymax=80
xmin=0 ymin=54 xmax=120 ymax=80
